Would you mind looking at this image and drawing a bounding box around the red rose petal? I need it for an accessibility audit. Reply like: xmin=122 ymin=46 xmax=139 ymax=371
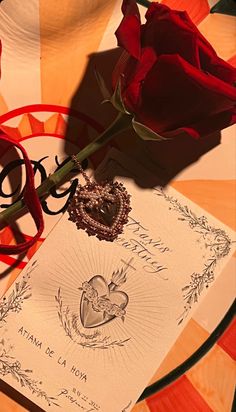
xmin=161 ymin=0 xmax=210 ymax=25
xmin=122 ymin=47 xmax=157 ymax=110
xmin=115 ymin=0 xmax=141 ymax=59
xmin=141 ymin=3 xmax=205 ymax=67
xmin=142 ymin=11 xmax=201 ymax=68
xmin=138 ymin=54 xmax=236 ymax=135
xmin=168 ymin=109 xmax=235 ymax=139
xmin=144 ymin=3 xmax=236 ymax=84
xmin=176 ymin=11 xmax=236 ymax=83
xmin=227 ymin=55 xmax=236 ymax=68
xmin=198 ymin=39 xmax=236 ymax=84
xmin=145 ymin=2 xmax=171 ymax=20
xmin=121 ymin=0 xmax=140 ymax=16
xmin=112 ymin=50 xmax=130 ymax=89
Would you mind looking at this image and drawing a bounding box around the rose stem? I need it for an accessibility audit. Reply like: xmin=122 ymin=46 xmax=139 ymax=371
xmin=0 ymin=113 xmax=132 ymax=227
xmin=0 ymin=0 xmax=150 ymax=228
xmin=136 ymin=0 xmax=151 ymax=8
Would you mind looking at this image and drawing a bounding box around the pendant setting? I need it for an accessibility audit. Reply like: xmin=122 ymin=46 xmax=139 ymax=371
xmin=68 ymin=157 xmax=131 ymax=241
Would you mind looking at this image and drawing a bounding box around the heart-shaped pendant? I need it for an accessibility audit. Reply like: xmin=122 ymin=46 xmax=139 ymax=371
xmin=68 ymin=158 xmax=131 ymax=241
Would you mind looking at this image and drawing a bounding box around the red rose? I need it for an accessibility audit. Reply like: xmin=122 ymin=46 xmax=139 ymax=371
xmin=114 ymin=0 xmax=236 ymax=139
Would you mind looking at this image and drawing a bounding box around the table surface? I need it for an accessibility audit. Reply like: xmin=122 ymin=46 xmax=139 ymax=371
xmin=0 ymin=1 xmax=235 ymax=411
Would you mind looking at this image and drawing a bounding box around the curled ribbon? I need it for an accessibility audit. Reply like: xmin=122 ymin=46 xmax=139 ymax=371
xmin=0 ymin=131 xmax=44 ymax=255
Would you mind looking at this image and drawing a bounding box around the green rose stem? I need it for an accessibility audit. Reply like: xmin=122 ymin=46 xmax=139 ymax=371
xmin=0 ymin=0 xmax=151 ymax=229
xmin=136 ymin=0 xmax=151 ymax=7
xmin=0 ymin=112 xmax=132 ymax=227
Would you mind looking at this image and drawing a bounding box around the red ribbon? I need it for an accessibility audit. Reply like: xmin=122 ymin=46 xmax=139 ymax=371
xmin=0 ymin=131 xmax=44 ymax=255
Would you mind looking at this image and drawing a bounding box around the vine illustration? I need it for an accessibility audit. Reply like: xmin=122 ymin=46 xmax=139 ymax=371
xmin=55 ymin=288 xmax=130 ymax=349
xmin=0 ymin=261 xmax=37 ymax=327
xmin=0 ymin=340 xmax=59 ymax=407
xmin=155 ymin=188 xmax=232 ymax=323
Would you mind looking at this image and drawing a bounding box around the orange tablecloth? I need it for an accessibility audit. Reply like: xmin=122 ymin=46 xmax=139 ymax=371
xmin=0 ymin=1 xmax=235 ymax=411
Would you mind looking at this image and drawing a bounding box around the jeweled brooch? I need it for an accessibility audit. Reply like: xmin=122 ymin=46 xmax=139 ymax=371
xmin=68 ymin=156 xmax=131 ymax=241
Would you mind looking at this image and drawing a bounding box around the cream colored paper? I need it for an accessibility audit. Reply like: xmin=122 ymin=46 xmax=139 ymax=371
xmin=0 ymin=151 xmax=235 ymax=412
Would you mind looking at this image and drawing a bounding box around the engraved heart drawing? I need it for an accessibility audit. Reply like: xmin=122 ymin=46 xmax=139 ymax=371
xmin=80 ymin=275 xmax=129 ymax=328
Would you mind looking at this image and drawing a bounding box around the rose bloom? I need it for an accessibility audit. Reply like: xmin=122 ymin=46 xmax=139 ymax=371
xmin=96 ymin=297 xmax=111 ymax=311
xmin=108 ymin=305 xmax=117 ymax=316
xmin=115 ymin=307 xmax=126 ymax=317
xmin=85 ymin=288 xmax=98 ymax=301
xmin=82 ymin=281 xmax=92 ymax=291
xmin=115 ymin=0 xmax=236 ymax=138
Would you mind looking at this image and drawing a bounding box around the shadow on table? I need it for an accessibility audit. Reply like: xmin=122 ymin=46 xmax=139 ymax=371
xmin=64 ymin=47 xmax=221 ymax=188
xmin=0 ymin=47 xmax=221 ymax=278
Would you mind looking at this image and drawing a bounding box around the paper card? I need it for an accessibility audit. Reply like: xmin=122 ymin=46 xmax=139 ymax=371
xmin=0 ymin=150 xmax=235 ymax=412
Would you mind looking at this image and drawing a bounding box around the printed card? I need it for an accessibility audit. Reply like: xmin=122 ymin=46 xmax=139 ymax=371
xmin=0 ymin=150 xmax=235 ymax=412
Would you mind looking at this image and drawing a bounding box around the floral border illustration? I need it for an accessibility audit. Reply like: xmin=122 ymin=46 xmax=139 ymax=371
xmin=0 ymin=261 xmax=59 ymax=407
xmin=55 ymin=288 xmax=130 ymax=349
xmin=0 ymin=340 xmax=59 ymax=407
xmin=154 ymin=188 xmax=232 ymax=324
xmin=0 ymin=261 xmax=38 ymax=327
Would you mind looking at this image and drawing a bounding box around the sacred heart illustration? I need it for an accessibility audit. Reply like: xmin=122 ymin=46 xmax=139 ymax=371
xmin=80 ymin=273 xmax=129 ymax=328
